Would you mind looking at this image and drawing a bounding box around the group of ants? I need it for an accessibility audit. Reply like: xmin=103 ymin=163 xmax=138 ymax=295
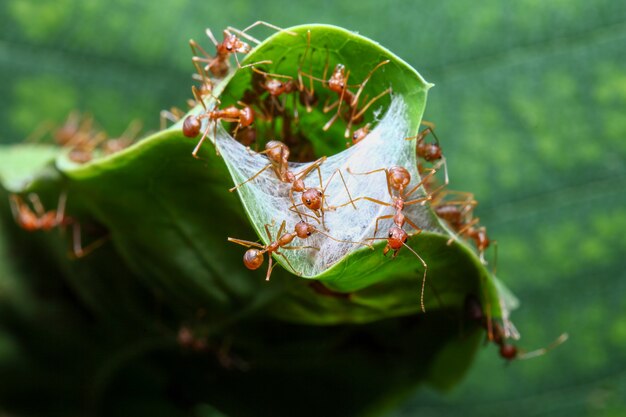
xmin=8 ymin=22 xmax=565 ymax=362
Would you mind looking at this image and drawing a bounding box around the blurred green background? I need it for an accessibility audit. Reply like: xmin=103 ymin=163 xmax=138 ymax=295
xmin=1 ymin=0 xmax=625 ymax=416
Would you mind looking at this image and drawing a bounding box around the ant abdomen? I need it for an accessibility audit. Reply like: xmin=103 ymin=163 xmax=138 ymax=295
xmin=183 ymin=116 xmax=201 ymax=138
xmin=243 ymin=249 xmax=264 ymax=270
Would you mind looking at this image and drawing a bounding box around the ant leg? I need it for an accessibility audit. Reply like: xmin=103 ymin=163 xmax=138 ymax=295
xmin=8 ymin=195 xmax=21 ymax=222
xmin=288 ymin=204 xmax=321 ymax=224
xmin=227 ymin=237 xmax=266 ymax=249
xmin=276 ymin=252 xmax=302 ymax=277
xmin=322 ymin=97 xmax=340 ymax=113
xmin=517 ymin=334 xmax=569 ymax=360
xmin=404 ymin=165 xmax=441 ymax=200
xmin=322 ymin=169 xmax=356 ymax=210
xmin=28 ymin=193 xmax=45 ymax=217
xmin=314 ymin=229 xmax=374 ymax=250
xmin=69 ymin=223 xmax=109 ymax=259
xmin=282 ymin=245 xmax=320 ymax=251
xmin=275 ymin=220 xmax=286 ymax=242
xmin=373 ymin=214 xmax=394 ymax=237
xmin=447 ymin=218 xmax=480 ymax=246
xmin=160 ymin=109 xmax=181 ymax=130
xmin=403 ymin=217 xmax=423 ymax=235
xmin=251 ymin=66 xmax=294 ymax=80
xmin=401 ymin=241 xmax=428 ymax=313
xmin=332 ymin=195 xmax=391 ymax=210
xmin=238 ymin=59 xmax=274 ymax=71
xmin=231 ymin=21 xmax=298 ymax=41
xmin=294 ymin=156 xmax=327 ymax=179
xmin=265 ymin=256 xmax=274 ymax=281
xmin=349 ymin=60 xmax=390 ymax=109
xmin=192 ymin=125 xmax=211 ymax=159
xmin=55 ymin=191 xmax=68 ymax=225
xmin=204 ymin=28 xmax=220 ymax=47
xmin=347 ymin=87 xmax=392 ymax=137
xmin=347 ymin=167 xmax=393 ymax=199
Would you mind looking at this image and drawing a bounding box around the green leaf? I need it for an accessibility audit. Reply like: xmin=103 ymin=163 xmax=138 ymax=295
xmin=0 ymin=21 xmax=517 ymax=417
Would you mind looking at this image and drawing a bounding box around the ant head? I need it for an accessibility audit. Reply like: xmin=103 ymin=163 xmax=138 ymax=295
xmin=243 ymin=249 xmax=264 ymax=270
xmin=499 ymin=343 xmax=518 ymax=360
xmin=333 ymin=64 xmax=345 ymax=76
xmin=329 ymin=64 xmax=347 ymax=91
xmin=387 ymin=166 xmax=411 ymax=191
xmin=182 ymin=115 xmax=202 ymax=138
xmin=422 ymin=143 xmax=443 ymax=162
xmin=295 ymin=221 xmax=316 ymax=238
xmin=352 ymin=124 xmax=371 ymax=145
xmin=387 ymin=226 xmax=407 ymax=250
xmin=302 ymin=188 xmax=323 ymax=210
xmin=222 ymin=32 xmax=250 ymax=54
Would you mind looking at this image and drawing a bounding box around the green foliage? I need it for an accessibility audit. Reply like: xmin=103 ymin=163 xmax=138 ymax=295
xmin=0 ymin=23 xmax=506 ymax=417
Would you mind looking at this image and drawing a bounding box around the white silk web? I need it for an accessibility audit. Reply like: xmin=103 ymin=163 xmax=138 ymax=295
xmin=214 ymin=95 xmax=443 ymax=277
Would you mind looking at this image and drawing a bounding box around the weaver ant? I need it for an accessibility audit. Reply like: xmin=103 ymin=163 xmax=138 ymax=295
xmin=9 ymin=193 xmax=108 ymax=258
xmin=464 ymin=294 xmax=568 ymax=361
xmin=250 ymin=67 xmax=299 ymax=120
xmin=182 ymin=87 xmax=255 ymax=157
xmin=301 ymin=57 xmax=391 ymax=137
xmin=190 ymin=22 xmax=295 ymax=78
xmin=229 ymin=141 xmax=355 ymax=229
xmin=432 ymin=191 xmax=493 ymax=264
xmin=9 ymin=193 xmax=67 ymax=232
xmin=406 ymin=121 xmax=443 ymax=162
xmin=228 ymin=219 xmax=369 ymax=281
xmin=342 ymin=165 xmax=437 ymax=312
xmin=350 ymin=123 xmax=371 ymax=146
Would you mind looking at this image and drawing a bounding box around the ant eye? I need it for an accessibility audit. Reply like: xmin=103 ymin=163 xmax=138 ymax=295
xmin=306 ymin=199 xmax=311 ymax=204
xmin=388 ymin=232 xmax=393 ymax=238
xmin=307 ymin=232 xmax=312 ymax=236
xmin=227 ymin=46 xmax=232 ymax=51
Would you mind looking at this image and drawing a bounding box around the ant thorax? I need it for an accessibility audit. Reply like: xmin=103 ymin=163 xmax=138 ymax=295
xmin=219 ymin=95 xmax=445 ymax=277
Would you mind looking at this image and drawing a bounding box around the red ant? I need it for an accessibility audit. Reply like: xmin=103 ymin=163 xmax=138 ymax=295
xmin=9 ymin=193 xmax=67 ymax=232
xmin=228 ymin=219 xmax=369 ymax=281
xmin=431 ymin=190 xmax=492 ymax=263
xmin=250 ymin=67 xmax=299 ymax=120
xmin=229 ymin=141 xmax=355 ymax=230
xmin=190 ymin=22 xmax=295 ymax=78
xmin=350 ymin=123 xmax=371 ymax=146
xmin=464 ymin=294 xmax=568 ymax=361
xmin=301 ymin=57 xmax=392 ymax=137
xmin=342 ymin=165 xmax=437 ymax=312
xmin=182 ymin=88 xmax=255 ymax=157
xmin=406 ymin=121 xmax=443 ymax=162
xmin=9 ymin=193 xmax=107 ymax=258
